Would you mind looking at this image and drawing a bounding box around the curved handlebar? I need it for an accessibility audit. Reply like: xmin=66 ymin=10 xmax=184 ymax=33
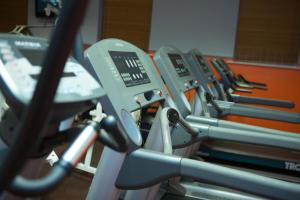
xmin=98 ymin=115 xmax=129 ymax=153
xmin=205 ymin=92 xmax=223 ymax=115
xmin=167 ymin=108 xmax=198 ymax=137
xmin=8 ymin=161 xmax=70 ymax=197
xmin=8 ymin=115 xmax=129 ymax=197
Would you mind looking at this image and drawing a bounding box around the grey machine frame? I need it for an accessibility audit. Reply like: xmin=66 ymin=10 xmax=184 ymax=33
xmin=153 ymin=45 xmax=300 ymax=173
xmin=84 ymin=39 xmax=300 ymax=200
xmin=186 ymin=49 xmax=295 ymax=109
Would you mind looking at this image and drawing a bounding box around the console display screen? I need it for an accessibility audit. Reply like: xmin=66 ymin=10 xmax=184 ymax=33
xmin=19 ymin=48 xmax=77 ymax=80
xmin=109 ymin=51 xmax=151 ymax=87
xmin=19 ymin=49 xmax=46 ymax=66
xmin=30 ymin=72 xmax=76 ymax=80
xmin=168 ymin=53 xmax=190 ymax=77
xmin=196 ymin=55 xmax=210 ymax=73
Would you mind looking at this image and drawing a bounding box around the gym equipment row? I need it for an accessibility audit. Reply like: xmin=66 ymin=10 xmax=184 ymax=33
xmin=212 ymin=58 xmax=268 ymax=91
xmin=184 ymin=49 xmax=300 ymax=123
xmin=188 ymin=49 xmax=295 ymax=108
xmin=153 ymin=46 xmax=300 ymax=177
xmin=84 ymin=39 xmax=300 ymax=200
xmin=0 ymin=1 xmax=299 ymax=199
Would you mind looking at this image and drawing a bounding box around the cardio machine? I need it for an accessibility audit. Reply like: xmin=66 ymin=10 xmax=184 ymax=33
xmin=84 ymin=39 xmax=300 ymax=200
xmin=153 ymin=45 xmax=300 ymax=175
xmin=155 ymin=46 xmax=300 ymax=124
xmin=0 ymin=0 xmax=128 ymax=197
xmin=185 ymin=49 xmax=295 ymax=108
xmin=213 ymin=57 xmax=268 ymax=90
xmin=0 ymin=33 xmax=127 ymax=198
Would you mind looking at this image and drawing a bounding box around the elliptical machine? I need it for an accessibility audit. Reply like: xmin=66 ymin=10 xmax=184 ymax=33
xmin=0 ymin=1 xmax=128 ymax=198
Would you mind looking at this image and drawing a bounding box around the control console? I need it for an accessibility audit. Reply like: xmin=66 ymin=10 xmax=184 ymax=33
xmin=154 ymin=46 xmax=201 ymax=116
xmin=0 ymin=34 xmax=104 ymax=121
xmin=85 ymin=39 xmax=169 ymax=146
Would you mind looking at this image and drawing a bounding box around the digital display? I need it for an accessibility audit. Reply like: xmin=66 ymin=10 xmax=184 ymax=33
xmin=168 ymin=53 xmax=190 ymax=77
xmin=19 ymin=48 xmax=77 ymax=80
xmin=196 ymin=55 xmax=210 ymax=73
xmin=109 ymin=51 xmax=151 ymax=87
xmin=19 ymin=49 xmax=46 ymax=66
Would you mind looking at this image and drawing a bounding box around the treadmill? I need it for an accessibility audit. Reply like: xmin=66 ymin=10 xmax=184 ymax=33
xmin=153 ymin=45 xmax=300 ymax=175
xmin=214 ymin=57 xmax=267 ymax=90
xmin=155 ymin=47 xmax=300 ymax=123
xmin=185 ymin=49 xmax=295 ymax=108
xmin=84 ymin=39 xmax=300 ymax=200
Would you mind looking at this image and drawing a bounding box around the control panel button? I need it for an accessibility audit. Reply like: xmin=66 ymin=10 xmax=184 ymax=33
xmin=134 ymin=96 xmax=141 ymax=104
xmin=184 ymin=82 xmax=189 ymax=89
xmin=3 ymin=54 xmax=14 ymax=62
xmin=144 ymin=91 xmax=154 ymax=101
xmin=0 ymin=42 xmax=9 ymax=48
xmin=157 ymin=90 xmax=163 ymax=97
xmin=1 ymin=48 xmax=12 ymax=55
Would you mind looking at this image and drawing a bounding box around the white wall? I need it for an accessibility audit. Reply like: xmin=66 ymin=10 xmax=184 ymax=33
xmin=149 ymin=0 xmax=240 ymax=57
xmin=27 ymin=0 xmax=103 ymax=44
